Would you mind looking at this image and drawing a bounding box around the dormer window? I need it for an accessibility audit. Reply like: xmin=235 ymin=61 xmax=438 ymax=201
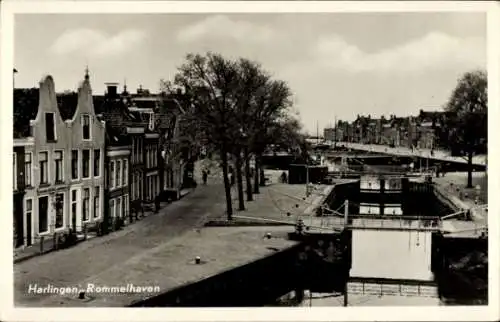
xmin=45 ymin=113 xmax=56 ymax=141
xmin=82 ymin=114 xmax=91 ymax=140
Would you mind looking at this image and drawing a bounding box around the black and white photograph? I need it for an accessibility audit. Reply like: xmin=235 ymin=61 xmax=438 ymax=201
xmin=1 ymin=1 xmax=498 ymax=321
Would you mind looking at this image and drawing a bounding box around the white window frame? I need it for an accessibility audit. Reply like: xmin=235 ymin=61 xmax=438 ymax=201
xmin=110 ymin=160 xmax=115 ymax=189
xmin=123 ymin=159 xmax=128 ymax=186
xmin=25 ymin=152 xmax=33 ymax=187
xmin=82 ymin=149 xmax=91 ymax=179
xmin=93 ymin=186 xmax=100 ymax=219
xmin=82 ymin=114 xmax=92 ymax=141
xmin=71 ymin=149 xmax=80 ymax=181
xmin=37 ymin=194 xmax=50 ymax=235
xmin=71 ymin=189 xmax=78 ymax=229
xmin=38 ymin=151 xmax=50 ymax=185
xmin=94 ymin=149 xmax=101 ymax=178
xmin=54 ymin=192 xmax=66 ymax=231
xmin=54 ymin=150 xmax=64 ymax=183
xmin=13 ymin=152 xmax=17 ymax=191
xmin=116 ymin=160 xmax=122 ymax=187
xmin=123 ymin=194 xmax=128 ymax=219
xmin=82 ymin=188 xmax=91 ymax=223
xmin=117 ymin=197 xmax=122 ymax=219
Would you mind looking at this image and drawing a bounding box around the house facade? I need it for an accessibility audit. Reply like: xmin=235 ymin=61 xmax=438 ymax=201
xmin=158 ymin=97 xmax=187 ymax=200
xmin=66 ymin=72 xmax=106 ymax=234
xmin=13 ymin=138 xmax=33 ymax=247
xmin=13 ymin=73 xmax=105 ymax=247
xmin=97 ymin=83 xmax=138 ymax=224
xmin=106 ymin=145 xmax=131 ymax=228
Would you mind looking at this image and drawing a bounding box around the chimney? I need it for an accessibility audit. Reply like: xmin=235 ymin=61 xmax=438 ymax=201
xmin=105 ymin=82 xmax=119 ymax=98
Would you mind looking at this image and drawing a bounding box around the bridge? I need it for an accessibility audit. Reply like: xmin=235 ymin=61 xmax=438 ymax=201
xmin=328 ymin=141 xmax=487 ymax=166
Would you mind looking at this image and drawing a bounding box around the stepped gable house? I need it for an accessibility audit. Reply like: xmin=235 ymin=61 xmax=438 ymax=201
xmin=13 ymin=72 xmax=105 ymax=248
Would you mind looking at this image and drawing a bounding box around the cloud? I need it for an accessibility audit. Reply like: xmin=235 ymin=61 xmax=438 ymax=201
xmin=176 ymin=15 xmax=276 ymax=44
xmin=312 ymin=32 xmax=486 ymax=73
xmin=50 ymin=28 xmax=147 ymax=57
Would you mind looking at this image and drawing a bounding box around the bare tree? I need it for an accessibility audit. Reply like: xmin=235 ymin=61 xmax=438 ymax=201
xmin=171 ymin=53 xmax=240 ymax=219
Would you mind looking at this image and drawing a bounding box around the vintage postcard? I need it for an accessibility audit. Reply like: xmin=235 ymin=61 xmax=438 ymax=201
xmin=1 ymin=1 xmax=498 ymax=321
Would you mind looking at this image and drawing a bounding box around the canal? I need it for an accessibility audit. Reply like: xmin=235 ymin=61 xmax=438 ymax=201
xmin=130 ymin=169 xmax=486 ymax=307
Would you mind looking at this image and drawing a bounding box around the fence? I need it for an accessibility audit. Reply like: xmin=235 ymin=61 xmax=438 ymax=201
xmin=349 ymin=217 xmax=441 ymax=231
xmin=347 ymin=281 xmax=438 ymax=298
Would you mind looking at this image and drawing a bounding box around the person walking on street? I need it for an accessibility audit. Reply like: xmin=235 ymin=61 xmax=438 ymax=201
xmin=202 ymin=169 xmax=208 ymax=185
xmin=230 ymin=172 xmax=235 ymax=186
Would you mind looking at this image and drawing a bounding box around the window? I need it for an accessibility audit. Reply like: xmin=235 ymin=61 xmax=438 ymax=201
xmin=82 ymin=150 xmax=90 ymax=178
xmin=45 ymin=113 xmax=56 ymax=141
xmin=38 ymin=196 xmax=49 ymax=233
xmin=123 ymin=195 xmax=128 ymax=219
xmin=110 ymin=161 xmax=115 ymax=188
xmin=25 ymin=153 xmax=32 ymax=186
xmin=54 ymin=193 xmax=64 ymax=229
xmin=13 ymin=152 xmax=17 ymax=190
xmin=82 ymin=188 xmax=90 ymax=222
xmin=39 ymin=152 xmax=48 ymax=184
xmin=122 ymin=159 xmax=128 ymax=186
xmin=71 ymin=190 xmax=77 ymax=230
xmin=117 ymin=197 xmax=122 ymax=218
xmin=82 ymin=114 xmax=90 ymax=140
xmin=94 ymin=149 xmax=100 ymax=177
xmin=138 ymin=139 xmax=142 ymax=163
xmin=132 ymin=138 xmax=136 ymax=163
xmin=71 ymin=150 xmax=79 ymax=180
xmin=54 ymin=151 xmax=63 ymax=183
xmin=109 ymin=199 xmax=115 ymax=218
xmin=93 ymin=187 xmax=100 ymax=218
xmin=116 ymin=160 xmax=121 ymax=187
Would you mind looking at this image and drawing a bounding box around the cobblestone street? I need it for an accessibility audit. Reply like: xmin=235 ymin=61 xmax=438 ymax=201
xmin=15 ymin=178 xmax=227 ymax=305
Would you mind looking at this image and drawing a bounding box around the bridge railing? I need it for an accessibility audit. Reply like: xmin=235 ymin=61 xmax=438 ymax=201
xmin=347 ymin=280 xmax=438 ymax=298
xmin=317 ymin=214 xmax=442 ymax=231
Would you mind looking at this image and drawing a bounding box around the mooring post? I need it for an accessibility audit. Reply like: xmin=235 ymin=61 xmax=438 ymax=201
xmin=343 ymin=281 xmax=348 ymax=306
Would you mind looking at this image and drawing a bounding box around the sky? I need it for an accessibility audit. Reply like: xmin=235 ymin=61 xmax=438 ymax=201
xmin=14 ymin=13 xmax=486 ymax=134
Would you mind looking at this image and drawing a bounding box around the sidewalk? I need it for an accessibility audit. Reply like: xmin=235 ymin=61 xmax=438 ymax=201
xmin=433 ymin=172 xmax=487 ymax=237
xmin=208 ymin=169 xmax=332 ymax=225
xmin=13 ymin=192 xmax=195 ymax=264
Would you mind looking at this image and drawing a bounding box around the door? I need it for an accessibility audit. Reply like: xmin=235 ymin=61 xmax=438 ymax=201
xmin=26 ymin=212 xmax=32 ymax=246
xmin=71 ymin=188 xmax=82 ymax=233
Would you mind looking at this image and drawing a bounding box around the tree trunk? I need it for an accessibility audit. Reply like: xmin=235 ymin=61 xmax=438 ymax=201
xmin=244 ymin=148 xmax=253 ymax=201
xmin=253 ymin=153 xmax=260 ymax=194
xmin=467 ymin=149 xmax=473 ymax=188
xmin=220 ymin=147 xmax=233 ymax=220
xmin=235 ymin=153 xmax=245 ymax=211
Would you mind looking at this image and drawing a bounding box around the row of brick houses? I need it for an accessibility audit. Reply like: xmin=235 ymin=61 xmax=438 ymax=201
xmin=13 ymin=72 xmax=188 ymax=248
xmin=324 ymin=110 xmax=452 ymax=150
